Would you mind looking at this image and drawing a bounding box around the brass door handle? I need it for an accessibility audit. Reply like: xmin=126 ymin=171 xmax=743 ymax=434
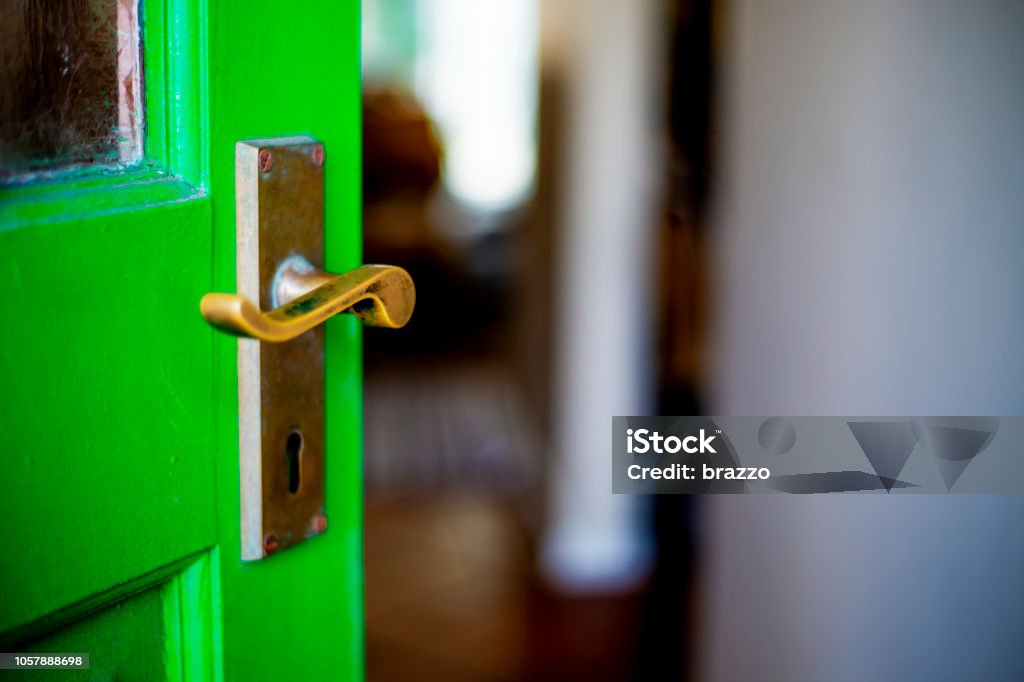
xmin=201 ymin=256 xmax=415 ymax=342
xmin=224 ymin=137 xmax=413 ymax=559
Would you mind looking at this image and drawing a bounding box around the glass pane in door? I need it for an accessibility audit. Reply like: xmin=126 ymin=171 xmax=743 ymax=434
xmin=0 ymin=0 xmax=142 ymax=183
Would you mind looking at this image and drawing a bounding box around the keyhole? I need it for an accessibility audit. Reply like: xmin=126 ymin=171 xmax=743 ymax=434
xmin=286 ymin=430 xmax=302 ymax=494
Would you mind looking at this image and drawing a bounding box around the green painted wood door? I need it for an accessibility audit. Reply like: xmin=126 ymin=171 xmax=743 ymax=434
xmin=0 ymin=1 xmax=364 ymax=679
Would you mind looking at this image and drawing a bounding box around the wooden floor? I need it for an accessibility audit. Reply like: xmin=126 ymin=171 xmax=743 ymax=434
xmin=365 ymin=497 xmax=530 ymax=681
xmin=364 ymin=497 xmax=654 ymax=682
xmin=361 ymin=343 xmax=691 ymax=680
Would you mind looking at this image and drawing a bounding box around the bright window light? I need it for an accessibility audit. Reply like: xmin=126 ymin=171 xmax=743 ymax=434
xmin=415 ymin=0 xmax=538 ymax=213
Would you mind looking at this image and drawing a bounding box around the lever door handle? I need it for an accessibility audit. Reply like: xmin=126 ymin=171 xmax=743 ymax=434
xmin=224 ymin=136 xmax=413 ymax=559
xmin=201 ymin=256 xmax=415 ymax=343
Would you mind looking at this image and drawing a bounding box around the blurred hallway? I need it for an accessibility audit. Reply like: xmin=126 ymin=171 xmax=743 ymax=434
xmin=361 ymin=0 xmax=1024 ymax=680
xmin=361 ymin=0 xmax=697 ymax=679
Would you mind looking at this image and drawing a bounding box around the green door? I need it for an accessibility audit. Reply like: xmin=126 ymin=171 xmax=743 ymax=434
xmin=0 ymin=0 xmax=364 ymax=678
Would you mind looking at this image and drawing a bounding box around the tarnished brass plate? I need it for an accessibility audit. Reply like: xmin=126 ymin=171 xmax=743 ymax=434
xmin=236 ymin=136 xmax=327 ymax=560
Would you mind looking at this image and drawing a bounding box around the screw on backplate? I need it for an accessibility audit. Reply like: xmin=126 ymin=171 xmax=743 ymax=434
xmin=312 ymin=513 xmax=327 ymax=534
xmin=263 ymin=533 xmax=279 ymax=555
xmin=259 ymin=149 xmax=274 ymax=173
xmin=311 ymin=144 xmax=325 ymax=167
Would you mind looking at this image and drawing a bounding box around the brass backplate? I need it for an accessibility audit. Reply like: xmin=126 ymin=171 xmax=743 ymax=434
xmin=237 ymin=136 xmax=326 ymax=560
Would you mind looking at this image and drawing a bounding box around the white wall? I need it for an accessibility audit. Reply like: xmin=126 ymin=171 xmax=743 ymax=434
xmin=539 ymin=0 xmax=664 ymax=592
xmin=705 ymin=1 xmax=1024 ymax=679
